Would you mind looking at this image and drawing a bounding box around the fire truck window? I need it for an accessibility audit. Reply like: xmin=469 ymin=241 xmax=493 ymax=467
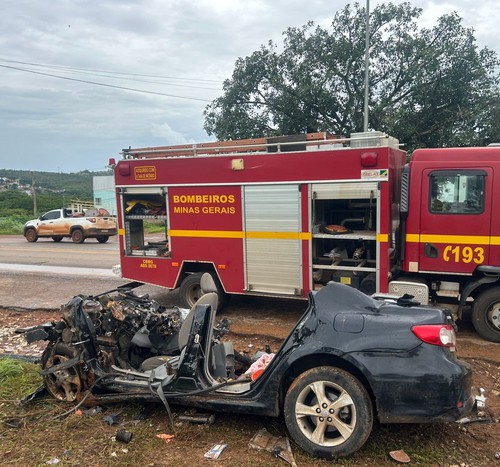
xmin=429 ymin=171 xmax=485 ymax=214
xmin=123 ymin=194 xmax=169 ymax=257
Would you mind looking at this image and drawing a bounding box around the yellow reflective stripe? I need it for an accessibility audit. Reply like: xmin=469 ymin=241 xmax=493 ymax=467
xmin=168 ymin=230 xmax=312 ymax=240
xmin=167 ymin=230 xmax=400 ymax=242
xmin=168 ymin=230 xmax=244 ymax=239
xmin=421 ymin=234 xmax=490 ymax=245
xmin=118 ymin=228 xmax=125 ymax=235
xmin=246 ymin=231 xmax=312 ymax=240
xmin=406 ymin=233 xmax=500 ymax=245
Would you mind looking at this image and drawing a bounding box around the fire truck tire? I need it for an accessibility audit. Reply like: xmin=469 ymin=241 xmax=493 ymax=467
xmin=218 ymin=291 xmax=231 ymax=308
xmin=71 ymin=229 xmax=85 ymax=244
xmin=25 ymin=229 xmax=38 ymax=242
xmin=471 ymin=288 xmax=500 ymax=343
xmin=96 ymin=236 xmax=109 ymax=243
xmin=179 ymin=272 xmax=230 ymax=309
xmin=179 ymin=273 xmax=204 ymax=308
xmin=52 ymin=236 xmax=63 ymax=242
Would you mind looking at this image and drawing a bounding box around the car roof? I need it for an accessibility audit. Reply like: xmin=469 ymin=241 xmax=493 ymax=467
xmin=314 ymin=282 xmax=382 ymax=313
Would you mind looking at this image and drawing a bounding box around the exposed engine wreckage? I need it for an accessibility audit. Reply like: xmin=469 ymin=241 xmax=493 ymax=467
xmin=20 ymin=280 xmax=237 ymax=406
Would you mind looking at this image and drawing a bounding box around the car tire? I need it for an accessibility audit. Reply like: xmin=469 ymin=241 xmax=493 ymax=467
xmin=25 ymin=229 xmax=38 ymax=242
xmin=96 ymin=236 xmax=109 ymax=243
xmin=284 ymin=366 xmax=373 ymax=459
xmin=52 ymin=236 xmax=63 ymax=242
xmin=41 ymin=342 xmax=84 ymax=402
xmin=471 ymin=287 xmax=500 ymax=343
xmin=71 ymin=229 xmax=85 ymax=244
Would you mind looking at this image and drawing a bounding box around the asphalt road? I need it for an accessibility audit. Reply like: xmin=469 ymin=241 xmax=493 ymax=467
xmin=0 ymin=234 xmax=120 ymax=268
xmin=0 ymin=235 xmax=174 ymax=310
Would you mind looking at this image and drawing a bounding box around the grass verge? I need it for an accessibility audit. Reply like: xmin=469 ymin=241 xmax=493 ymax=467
xmin=0 ymin=216 xmax=28 ymax=235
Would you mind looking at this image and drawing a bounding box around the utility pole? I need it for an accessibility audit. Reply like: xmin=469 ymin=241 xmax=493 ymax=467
xmin=363 ymin=0 xmax=370 ymax=132
xmin=31 ymin=171 xmax=37 ymax=216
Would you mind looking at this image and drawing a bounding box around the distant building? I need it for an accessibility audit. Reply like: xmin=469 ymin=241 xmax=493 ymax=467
xmin=93 ymin=175 xmax=117 ymax=215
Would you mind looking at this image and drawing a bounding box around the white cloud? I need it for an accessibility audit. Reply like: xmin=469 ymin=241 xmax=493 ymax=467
xmin=0 ymin=0 xmax=498 ymax=172
xmin=150 ymin=121 xmax=192 ymax=143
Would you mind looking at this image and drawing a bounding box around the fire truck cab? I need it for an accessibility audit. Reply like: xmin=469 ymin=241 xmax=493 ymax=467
xmin=111 ymin=132 xmax=500 ymax=342
xmin=401 ymin=146 xmax=500 ymax=342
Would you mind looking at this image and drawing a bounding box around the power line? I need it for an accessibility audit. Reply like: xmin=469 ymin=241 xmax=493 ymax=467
xmin=0 ymin=64 xmax=214 ymax=102
xmin=51 ymin=70 xmax=222 ymax=90
xmin=0 ymin=58 xmax=222 ymax=84
xmin=18 ymin=65 xmax=222 ymax=90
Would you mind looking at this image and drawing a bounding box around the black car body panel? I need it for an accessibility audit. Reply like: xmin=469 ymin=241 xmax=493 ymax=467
xmin=21 ymin=280 xmax=475 ymax=458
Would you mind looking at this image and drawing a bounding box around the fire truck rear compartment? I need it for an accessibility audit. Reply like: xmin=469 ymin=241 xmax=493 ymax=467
xmin=311 ymin=184 xmax=379 ymax=294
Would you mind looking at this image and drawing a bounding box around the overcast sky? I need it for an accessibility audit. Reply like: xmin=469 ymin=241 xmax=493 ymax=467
xmin=0 ymin=0 xmax=498 ymax=173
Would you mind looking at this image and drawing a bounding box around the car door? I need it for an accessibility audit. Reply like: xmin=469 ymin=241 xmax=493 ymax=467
xmin=38 ymin=210 xmax=61 ymax=236
xmin=418 ymin=168 xmax=492 ymax=273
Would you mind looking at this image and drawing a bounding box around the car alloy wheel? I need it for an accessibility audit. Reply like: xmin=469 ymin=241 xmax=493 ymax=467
xmin=284 ymin=366 xmax=373 ymax=458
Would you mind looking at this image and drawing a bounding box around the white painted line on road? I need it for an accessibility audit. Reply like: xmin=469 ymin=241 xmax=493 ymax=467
xmin=0 ymin=246 xmax=118 ymax=255
xmin=0 ymin=263 xmax=117 ymax=278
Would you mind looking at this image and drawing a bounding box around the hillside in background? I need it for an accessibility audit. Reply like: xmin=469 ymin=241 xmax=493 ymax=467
xmin=0 ymin=169 xmax=110 ymax=218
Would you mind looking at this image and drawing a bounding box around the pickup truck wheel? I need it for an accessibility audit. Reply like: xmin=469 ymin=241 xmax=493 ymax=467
xmin=96 ymin=236 xmax=109 ymax=243
xmin=25 ymin=229 xmax=38 ymax=242
xmin=472 ymin=287 xmax=500 ymax=343
xmin=71 ymin=229 xmax=85 ymax=244
xmin=284 ymin=366 xmax=373 ymax=459
xmin=52 ymin=236 xmax=63 ymax=242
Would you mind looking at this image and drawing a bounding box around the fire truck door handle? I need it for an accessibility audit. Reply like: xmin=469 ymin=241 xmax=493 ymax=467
xmin=424 ymin=243 xmax=438 ymax=258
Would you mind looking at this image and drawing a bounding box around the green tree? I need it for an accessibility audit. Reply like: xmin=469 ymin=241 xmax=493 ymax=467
xmin=204 ymin=2 xmax=499 ymax=150
xmin=0 ymin=190 xmax=32 ymax=216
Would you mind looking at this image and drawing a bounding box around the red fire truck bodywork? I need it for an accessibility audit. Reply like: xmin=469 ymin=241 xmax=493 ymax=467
xmin=112 ymin=134 xmax=500 ymax=342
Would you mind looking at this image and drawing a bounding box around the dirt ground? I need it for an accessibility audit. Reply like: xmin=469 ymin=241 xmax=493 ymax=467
xmin=0 ymin=295 xmax=499 ymax=466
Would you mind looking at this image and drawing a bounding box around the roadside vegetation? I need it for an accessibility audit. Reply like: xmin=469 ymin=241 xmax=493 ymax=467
xmin=143 ymin=220 xmax=167 ymax=234
xmin=0 ymin=215 xmax=29 ymax=235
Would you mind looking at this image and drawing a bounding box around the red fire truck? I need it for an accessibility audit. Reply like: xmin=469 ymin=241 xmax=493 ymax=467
xmin=110 ymin=132 xmax=500 ymax=342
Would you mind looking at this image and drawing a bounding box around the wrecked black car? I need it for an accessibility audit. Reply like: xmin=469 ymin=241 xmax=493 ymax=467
xmin=21 ymin=274 xmax=475 ymax=459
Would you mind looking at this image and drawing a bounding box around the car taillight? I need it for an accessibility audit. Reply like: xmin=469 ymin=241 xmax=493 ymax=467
xmin=88 ymin=218 xmax=96 ymax=223
xmin=412 ymin=324 xmax=456 ymax=350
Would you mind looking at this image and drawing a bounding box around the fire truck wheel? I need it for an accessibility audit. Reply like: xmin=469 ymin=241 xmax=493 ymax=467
xmin=52 ymin=236 xmax=63 ymax=242
xmin=471 ymin=287 xmax=500 ymax=343
xmin=179 ymin=273 xmax=204 ymax=308
xmin=71 ymin=229 xmax=85 ymax=244
xmin=96 ymin=236 xmax=109 ymax=243
xmin=25 ymin=228 xmax=38 ymax=242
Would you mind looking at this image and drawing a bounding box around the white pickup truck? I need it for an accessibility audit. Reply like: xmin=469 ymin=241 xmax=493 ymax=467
xmin=23 ymin=208 xmax=117 ymax=243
